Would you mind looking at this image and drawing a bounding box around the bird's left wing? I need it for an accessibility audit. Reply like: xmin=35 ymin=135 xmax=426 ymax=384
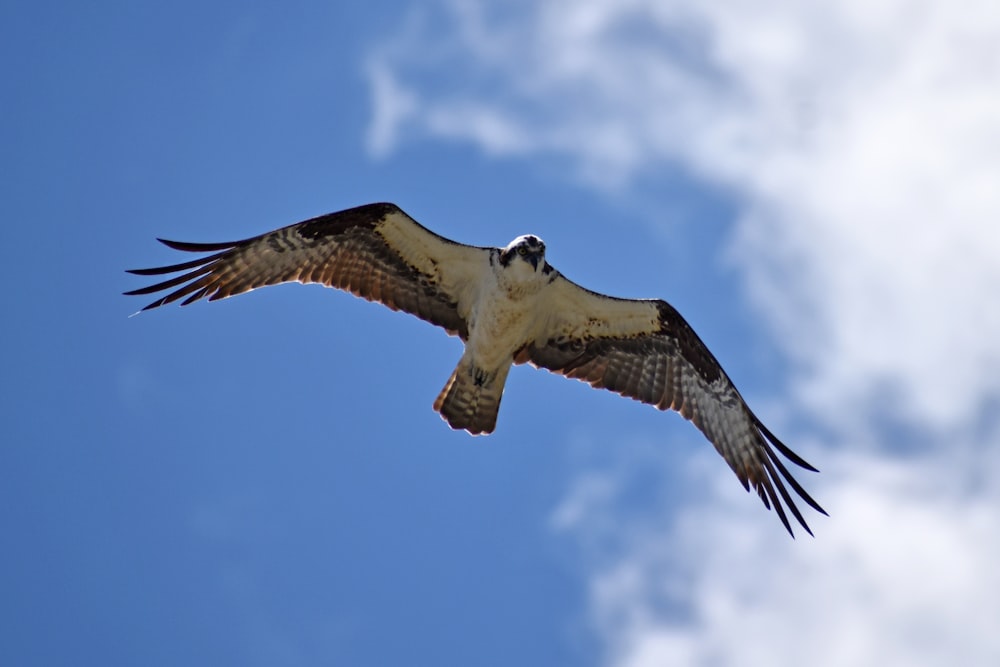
xmin=125 ymin=203 xmax=491 ymax=339
xmin=523 ymin=273 xmax=826 ymax=536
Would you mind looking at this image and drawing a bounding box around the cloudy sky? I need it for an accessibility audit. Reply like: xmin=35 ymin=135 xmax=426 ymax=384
xmin=3 ymin=1 xmax=999 ymax=665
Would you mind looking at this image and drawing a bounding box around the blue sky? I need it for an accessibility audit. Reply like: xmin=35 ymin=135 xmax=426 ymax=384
xmin=4 ymin=2 xmax=1000 ymax=666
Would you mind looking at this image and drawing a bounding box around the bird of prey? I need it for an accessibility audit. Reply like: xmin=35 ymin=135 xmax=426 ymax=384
xmin=126 ymin=202 xmax=825 ymax=536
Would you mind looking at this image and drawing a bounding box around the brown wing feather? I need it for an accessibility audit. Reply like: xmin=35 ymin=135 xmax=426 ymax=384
xmin=125 ymin=203 xmax=487 ymax=338
xmin=530 ymin=280 xmax=826 ymax=537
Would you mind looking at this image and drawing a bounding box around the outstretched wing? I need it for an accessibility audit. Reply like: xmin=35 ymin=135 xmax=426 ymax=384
xmin=125 ymin=202 xmax=492 ymax=339
xmin=526 ymin=273 xmax=826 ymax=537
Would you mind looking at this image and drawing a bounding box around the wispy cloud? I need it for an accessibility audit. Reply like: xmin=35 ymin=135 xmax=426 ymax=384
xmin=552 ymin=437 xmax=1000 ymax=666
xmin=369 ymin=1 xmax=1000 ymax=664
xmin=365 ymin=61 xmax=418 ymax=159
xmin=368 ymin=0 xmax=1000 ymax=432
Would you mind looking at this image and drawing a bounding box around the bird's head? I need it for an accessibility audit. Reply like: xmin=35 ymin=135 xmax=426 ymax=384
xmin=500 ymin=234 xmax=547 ymax=272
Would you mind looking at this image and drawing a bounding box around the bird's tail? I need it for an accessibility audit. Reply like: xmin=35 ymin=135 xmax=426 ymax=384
xmin=433 ymin=356 xmax=510 ymax=435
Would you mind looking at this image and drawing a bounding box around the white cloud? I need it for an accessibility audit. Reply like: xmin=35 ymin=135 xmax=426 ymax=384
xmin=368 ymin=1 xmax=1000 ymax=665
xmin=553 ymin=437 xmax=1000 ymax=667
xmin=368 ymin=0 xmax=1000 ymax=433
xmin=365 ymin=61 xmax=418 ymax=158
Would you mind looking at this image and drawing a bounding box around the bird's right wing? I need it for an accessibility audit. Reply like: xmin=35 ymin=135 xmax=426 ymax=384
xmin=124 ymin=203 xmax=492 ymax=339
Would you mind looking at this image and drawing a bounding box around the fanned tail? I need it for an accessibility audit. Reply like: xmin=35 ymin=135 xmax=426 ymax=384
xmin=433 ymin=357 xmax=510 ymax=435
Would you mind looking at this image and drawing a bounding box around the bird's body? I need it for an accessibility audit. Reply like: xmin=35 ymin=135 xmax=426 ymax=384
xmin=126 ymin=202 xmax=826 ymax=536
xmin=435 ymin=234 xmax=554 ymax=434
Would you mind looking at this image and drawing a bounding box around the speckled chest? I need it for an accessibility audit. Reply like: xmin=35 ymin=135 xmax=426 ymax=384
xmin=465 ymin=266 xmax=549 ymax=365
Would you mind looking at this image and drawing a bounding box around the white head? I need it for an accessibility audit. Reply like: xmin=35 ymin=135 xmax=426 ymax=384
xmin=499 ymin=234 xmax=547 ymax=274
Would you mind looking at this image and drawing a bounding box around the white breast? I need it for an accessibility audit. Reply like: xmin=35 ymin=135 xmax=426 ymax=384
xmin=464 ymin=262 xmax=550 ymax=370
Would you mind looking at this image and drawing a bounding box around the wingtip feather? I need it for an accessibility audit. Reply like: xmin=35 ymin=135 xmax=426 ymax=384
xmin=755 ymin=418 xmax=821 ymax=473
xmin=157 ymin=237 xmax=239 ymax=252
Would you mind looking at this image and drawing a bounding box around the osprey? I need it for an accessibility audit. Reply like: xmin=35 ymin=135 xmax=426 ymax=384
xmin=126 ymin=202 xmax=826 ymax=536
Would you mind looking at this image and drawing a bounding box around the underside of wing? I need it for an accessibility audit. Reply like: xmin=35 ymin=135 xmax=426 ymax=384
xmin=125 ymin=202 xmax=491 ymax=338
xmin=528 ymin=275 xmax=826 ymax=537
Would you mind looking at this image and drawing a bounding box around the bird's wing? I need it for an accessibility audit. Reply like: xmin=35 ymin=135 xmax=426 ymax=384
xmin=523 ymin=273 xmax=826 ymax=536
xmin=125 ymin=203 xmax=492 ymax=338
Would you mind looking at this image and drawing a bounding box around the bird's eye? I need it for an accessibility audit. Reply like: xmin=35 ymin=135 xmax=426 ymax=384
xmin=517 ymin=247 xmax=527 ymax=255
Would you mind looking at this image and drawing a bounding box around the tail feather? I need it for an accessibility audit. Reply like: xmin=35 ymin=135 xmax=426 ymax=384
xmin=433 ymin=358 xmax=510 ymax=435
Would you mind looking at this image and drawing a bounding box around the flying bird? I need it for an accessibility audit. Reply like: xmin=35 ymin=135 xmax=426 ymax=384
xmin=126 ymin=202 xmax=826 ymax=536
